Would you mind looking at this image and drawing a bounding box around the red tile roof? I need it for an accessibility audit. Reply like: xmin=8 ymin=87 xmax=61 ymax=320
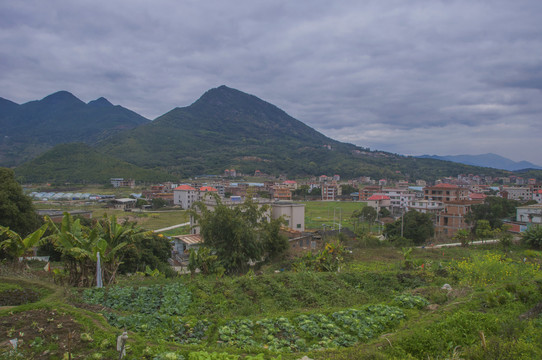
xmin=432 ymin=183 xmax=458 ymax=188
xmin=200 ymin=186 xmax=218 ymax=192
xmin=469 ymin=193 xmax=486 ymax=199
xmin=368 ymin=194 xmax=390 ymax=201
xmin=174 ymin=185 xmax=196 ymax=191
xmin=283 ymin=180 xmax=297 ymax=184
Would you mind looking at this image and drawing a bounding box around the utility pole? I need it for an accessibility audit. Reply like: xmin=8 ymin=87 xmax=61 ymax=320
xmin=401 ymin=209 xmax=404 ymax=238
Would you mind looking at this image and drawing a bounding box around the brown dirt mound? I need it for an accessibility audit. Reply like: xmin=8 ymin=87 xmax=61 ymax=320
xmin=0 ymin=288 xmax=40 ymax=306
xmin=0 ymin=309 xmax=88 ymax=359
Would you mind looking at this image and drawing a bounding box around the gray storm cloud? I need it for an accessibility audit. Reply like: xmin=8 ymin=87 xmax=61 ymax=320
xmin=1 ymin=0 xmax=541 ymax=164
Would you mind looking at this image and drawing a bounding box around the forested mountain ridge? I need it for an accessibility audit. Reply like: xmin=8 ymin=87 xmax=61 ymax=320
xmin=98 ymin=86 xmax=525 ymax=180
xmin=0 ymin=91 xmax=149 ymax=166
xmin=7 ymin=86 xmax=542 ymax=182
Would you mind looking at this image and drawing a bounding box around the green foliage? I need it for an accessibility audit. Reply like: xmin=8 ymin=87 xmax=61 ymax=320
xmin=82 ymin=282 xmax=191 ymax=316
xmin=450 ymin=252 xmax=541 ymax=287
xmin=400 ymin=247 xmax=413 ymax=269
xmin=256 ymin=317 xmax=306 ymax=352
xmin=94 ymin=86 xmax=524 ymax=180
xmin=392 ymin=294 xmax=430 ymax=309
xmin=391 ymin=310 xmax=500 ymax=359
xmin=152 ymin=197 xmax=168 ymax=209
xmin=466 ymin=196 xmax=520 ymax=229
xmin=378 ymin=207 xmax=391 ymax=218
xmin=0 ymin=223 xmax=49 ymax=260
xmin=218 ymin=319 xmax=257 ymax=348
xmin=453 ymin=229 xmax=471 ymax=247
xmin=352 ymin=206 xmax=377 ymax=233
xmin=15 ymin=143 xmax=175 ymax=184
xmin=45 ymin=213 xmax=150 ymax=286
xmin=292 ymin=242 xmax=345 ymax=272
xmin=522 ymin=225 xmax=542 ymax=249
xmin=153 ymin=352 xmax=185 ymax=360
xmin=188 ymin=247 xmax=224 ymax=276
xmin=384 ymin=210 xmax=434 ymax=245
xmin=176 ymin=319 xmax=213 ymax=344
xmin=191 ymin=197 xmax=287 ymax=274
xmin=498 ymin=228 xmax=514 ymax=249
xmin=0 ymin=91 xmax=149 ymax=167
xmin=475 ymin=219 xmax=495 ymax=240
xmin=340 ymin=184 xmax=358 ymax=195
xmin=119 ymin=232 xmax=173 ymax=275
xmin=0 ymin=168 xmax=42 ymax=238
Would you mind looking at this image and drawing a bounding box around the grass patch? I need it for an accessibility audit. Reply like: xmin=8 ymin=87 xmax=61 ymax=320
xmin=301 ymin=201 xmax=366 ymax=231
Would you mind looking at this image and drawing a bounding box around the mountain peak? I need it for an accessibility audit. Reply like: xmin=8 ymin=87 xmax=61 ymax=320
xmin=88 ymin=97 xmax=113 ymax=107
xmin=193 ymin=85 xmax=256 ymax=107
xmin=40 ymin=91 xmax=85 ymax=106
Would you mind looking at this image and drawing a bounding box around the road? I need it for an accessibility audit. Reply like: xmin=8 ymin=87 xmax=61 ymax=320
xmin=419 ymin=239 xmax=499 ymax=248
xmin=153 ymin=222 xmax=190 ymax=233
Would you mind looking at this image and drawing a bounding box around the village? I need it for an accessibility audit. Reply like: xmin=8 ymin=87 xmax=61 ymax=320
xmin=26 ymin=169 xmax=542 ymax=269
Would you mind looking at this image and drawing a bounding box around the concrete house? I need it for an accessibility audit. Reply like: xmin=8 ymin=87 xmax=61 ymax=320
xmin=173 ymin=185 xmax=198 ymax=209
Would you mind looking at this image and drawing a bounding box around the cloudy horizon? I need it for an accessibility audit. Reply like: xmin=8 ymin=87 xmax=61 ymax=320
xmin=1 ymin=1 xmax=541 ymax=165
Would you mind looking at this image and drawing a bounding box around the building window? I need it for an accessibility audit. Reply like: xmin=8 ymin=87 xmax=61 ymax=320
xmin=297 ymin=224 xmax=301 ymax=229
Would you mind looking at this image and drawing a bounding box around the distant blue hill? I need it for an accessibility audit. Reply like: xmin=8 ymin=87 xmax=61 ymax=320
xmin=418 ymin=153 xmax=542 ymax=171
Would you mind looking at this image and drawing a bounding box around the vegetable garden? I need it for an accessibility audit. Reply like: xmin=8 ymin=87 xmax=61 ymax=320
xmin=2 ymin=245 xmax=542 ymax=359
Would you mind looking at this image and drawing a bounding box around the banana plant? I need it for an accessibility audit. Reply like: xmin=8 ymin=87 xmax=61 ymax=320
xmin=45 ymin=213 xmax=97 ymax=286
xmin=0 ymin=223 xmax=49 ymax=260
xmin=93 ymin=215 xmax=149 ymax=285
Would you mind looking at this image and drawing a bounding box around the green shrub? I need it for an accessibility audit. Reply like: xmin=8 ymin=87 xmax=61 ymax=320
xmin=393 ymin=294 xmax=430 ymax=309
xmin=522 ymin=225 xmax=542 ymax=249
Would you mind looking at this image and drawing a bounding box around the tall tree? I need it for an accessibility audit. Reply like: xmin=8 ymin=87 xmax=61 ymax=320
xmin=466 ymin=196 xmax=519 ymax=230
xmin=0 ymin=168 xmax=41 ymax=236
xmin=384 ymin=210 xmax=434 ymax=245
xmin=191 ymin=197 xmax=287 ymax=274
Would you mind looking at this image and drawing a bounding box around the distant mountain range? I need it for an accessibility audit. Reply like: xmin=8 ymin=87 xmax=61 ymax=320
xmin=418 ymin=154 xmax=542 ymax=172
xmin=2 ymin=86 xmax=541 ymax=183
xmin=0 ymin=91 xmax=149 ymax=166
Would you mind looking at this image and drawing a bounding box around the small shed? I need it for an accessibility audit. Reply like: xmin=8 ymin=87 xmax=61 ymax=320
xmin=110 ymin=198 xmax=137 ymax=211
xmin=171 ymin=234 xmax=203 ymax=258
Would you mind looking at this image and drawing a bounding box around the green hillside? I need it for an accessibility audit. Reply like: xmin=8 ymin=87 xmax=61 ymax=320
xmin=98 ymin=86 xmax=522 ymax=180
xmin=0 ymin=91 xmax=149 ymax=166
xmin=7 ymin=86 xmax=542 ymax=182
xmin=14 ymin=143 xmax=175 ymax=184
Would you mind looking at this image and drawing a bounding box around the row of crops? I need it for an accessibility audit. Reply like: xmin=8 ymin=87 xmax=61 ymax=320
xmin=81 ymin=283 xmax=429 ymax=353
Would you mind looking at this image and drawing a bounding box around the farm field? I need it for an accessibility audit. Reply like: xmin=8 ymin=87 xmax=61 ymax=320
xmin=2 ymin=244 xmax=542 ymax=359
xmin=301 ymin=201 xmax=367 ymax=231
xmin=33 ymin=201 xmax=189 ymax=232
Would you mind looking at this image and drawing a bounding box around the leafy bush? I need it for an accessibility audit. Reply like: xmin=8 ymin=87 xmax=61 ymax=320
xmin=218 ymin=319 xmax=257 ymax=348
xmin=177 ymin=319 xmax=213 ymax=344
xmin=393 ymin=294 xmax=430 ymax=309
xmin=522 ymin=225 xmax=542 ymax=249
xmin=82 ymin=282 xmax=191 ymax=316
xmin=292 ymin=241 xmax=345 ymax=272
xmin=450 ymin=253 xmax=541 ymax=287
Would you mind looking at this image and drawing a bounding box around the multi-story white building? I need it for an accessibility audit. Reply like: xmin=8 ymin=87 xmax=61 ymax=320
xmin=407 ymin=199 xmax=444 ymax=214
xmin=322 ymin=182 xmax=340 ymax=201
xmin=516 ymin=204 xmax=542 ymax=224
xmin=381 ymin=188 xmax=414 ymax=210
xmin=173 ymin=185 xmax=198 ymax=209
xmin=502 ymin=187 xmax=532 ymax=201
xmin=190 ymin=197 xmax=305 ymax=234
xmin=272 ymin=201 xmax=305 ymax=232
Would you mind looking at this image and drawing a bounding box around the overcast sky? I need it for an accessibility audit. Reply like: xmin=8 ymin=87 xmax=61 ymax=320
xmin=1 ymin=1 xmax=541 ymax=164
